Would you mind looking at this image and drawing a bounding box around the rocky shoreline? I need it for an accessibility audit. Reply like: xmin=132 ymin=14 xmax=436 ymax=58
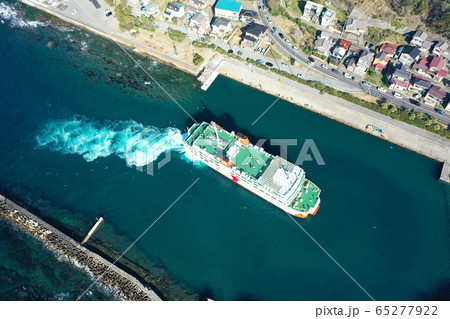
xmin=0 ymin=195 xmax=161 ymax=301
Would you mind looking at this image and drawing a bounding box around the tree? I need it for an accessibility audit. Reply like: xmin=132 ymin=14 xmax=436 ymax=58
xmin=381 ymin=102 xmax=390 ymax=110
xmin=408 ymin=112 xmax=416 ymax=120
xmin=433 ymin=123 xmax=442 ymax=131
xmin=390 ymin=105 xmax=398 ymax=113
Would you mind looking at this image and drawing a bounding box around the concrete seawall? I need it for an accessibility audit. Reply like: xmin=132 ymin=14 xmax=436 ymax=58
xmin=0 ymin=194 xmax=162 ymax=301
xmin=218 ymin=60 xmax=450 ymax=163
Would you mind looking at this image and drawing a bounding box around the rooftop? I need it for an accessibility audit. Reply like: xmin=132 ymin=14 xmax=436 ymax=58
xmin=215 ymin=0 xmax=242 ymax=13
xmin=427 ymin=85 xmax=447 ymax=101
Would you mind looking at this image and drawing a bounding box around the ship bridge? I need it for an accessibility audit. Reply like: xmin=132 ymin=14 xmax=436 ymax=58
xmin=258 ymin=156 xmax=304 ymax=204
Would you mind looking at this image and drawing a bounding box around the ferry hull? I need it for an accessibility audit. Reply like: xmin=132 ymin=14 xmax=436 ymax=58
xmin=184 ymin=146 xmax=320 ymax=218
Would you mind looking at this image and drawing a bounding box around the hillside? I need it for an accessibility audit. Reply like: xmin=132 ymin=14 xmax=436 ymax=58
xmin=334 ymin=0 xmax=450 ymax=40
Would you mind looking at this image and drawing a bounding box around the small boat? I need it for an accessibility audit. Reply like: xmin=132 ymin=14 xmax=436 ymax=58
xmin=366 ymin=124 xmax=382 ymax=133
xmin=144 ymin=81 xmax=151 ymax=85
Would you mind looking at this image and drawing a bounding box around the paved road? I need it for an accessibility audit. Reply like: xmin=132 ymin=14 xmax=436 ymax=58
xmin=256 ymin=0 xmax=450 ymax=125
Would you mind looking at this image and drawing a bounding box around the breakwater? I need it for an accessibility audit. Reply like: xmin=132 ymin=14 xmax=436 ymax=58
xmin=0 ymin=194 xmax=161 ymax=301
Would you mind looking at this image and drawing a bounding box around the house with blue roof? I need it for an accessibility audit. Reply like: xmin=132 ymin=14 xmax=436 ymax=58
xmin=214 ymin=0 xmax=242 ymax=20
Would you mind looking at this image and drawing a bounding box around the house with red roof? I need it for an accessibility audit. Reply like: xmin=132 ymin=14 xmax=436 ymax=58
xmin=379 ymin=43 xmax=398 ymax=57
xmin=424 ymin=85 xmax=448 ymax=107
xmin=413 ymin=55 xmax=448 ymax=82
xmin=388 ymin=66 xmax=412 ymax=92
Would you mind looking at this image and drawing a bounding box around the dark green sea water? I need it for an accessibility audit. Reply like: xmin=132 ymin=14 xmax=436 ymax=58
xmin=0 ymin=1 xmax=449 ymax=301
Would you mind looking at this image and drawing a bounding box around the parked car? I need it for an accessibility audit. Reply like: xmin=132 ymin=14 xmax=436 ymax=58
xmin=435 ymin=108 xmax=445 ymax=115
xmin=292 ymin=46 xmax=299 ymax=52
xmin=410 ymin=99 xmax=421 ymax=106
xmin=344 ymin=72 xmax=352 ymax=79
xmin=281 ymin=62 xmax=287 ymax=66
xmin=307 ymin=61 xmax=315 ymax=66
xmin=273 ymin=27 xmax=278 ymax=32
xmin=308 ymin=57 xmax=315 ymax=63
xmin=237 ymin=51 xmax=243 ymax=57
xmin=72 ymin=9 xmax=78 ymax=14
xmin=278 ymin=33 xmax=284 ymax=39
xmin=321 ymin=64 xmax=328 ymax=69
xmin=256 ymin=59 xmax=264 ymax=64
xmin=267 ymin=17 xmax=272 ymax=23
xmin=377 ymin=86 xmax=387 ymax=93
xmin=352 ymin=76 xmax=359 ymax=82
xmin=285 ymin=39 xmax=291 ymax=45
xmin=297 ymin=73 xmax=304 ymax=78
xmin=332 ymin=68 xmax=340 ymax=74
xmin=412 ymin=93 xmax=421 ymax=100
xmin=265 ymin=62 xmax=274 ymax=67
xmin=362 ymin=81 xmax=371 ymax=87
xmin=105 ymin=9 xmax=112 ymax=17
xmin=393 ymin=92 xmax=403 ymax=99
xmin=227 ymin=49 xmax=233 ymax=54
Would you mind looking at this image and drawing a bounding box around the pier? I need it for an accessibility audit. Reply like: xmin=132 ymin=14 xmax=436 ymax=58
xmin=0 ymin=194 xmax=162 ymax=301
xmin=81 ymin=217 xmax=104 ymax=245
xmin=440 ymin=161 xmax=450 ymax=184
xmin=198 ymin=56 xmax=223 ymax=91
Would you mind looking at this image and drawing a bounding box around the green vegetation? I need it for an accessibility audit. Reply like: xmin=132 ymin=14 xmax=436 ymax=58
xmin=266 ymin=46 xmax=283 ymax=60
xmin=267 ymin=0 xmax=317 ymax=54
xmin=167 ymin=28 xmax=187 ymax=42
xmin=113 ymin=0 xmax=155 ymax=31
xmin=390 ymin=21 xmax=404 ymax=30
xmin=193 ymin=53 xmax=204 ymax=66
xmin=364 ymin=27 xmax=407 ymax=45
xmin=388 ymin=0 xmax=450 ymax=39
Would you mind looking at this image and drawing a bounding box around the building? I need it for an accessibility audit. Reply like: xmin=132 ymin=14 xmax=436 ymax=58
xmin=303 ymin=1 xmax=324 ymax=23
xmin=373 ymin=51 xmax=387 ymax=65
xmin=399 ymin=45 xmax=421 ymax=67
xmin=129 ymin=0 xmax=159 ymax=17
xmin=408 ymin=75 xmax=432 ymax=95
xmin=210 ymin=17 xmax=232 ymax=36
xmin=190 ymin=0 xmax=206 ymax=7
xmin=432 ymin=41 xmax=448 ymax=57
xmin=314 ymin=36 xmax=332 ymax=56
xmin=414 ymin=55 xmax=448 ymax=82
xmin=189 ymin=11 xmax=210 ymax=35
xmin=344 ymin=18 xmax=366 ymax=36
xmin=241 ymin=22 xmax=267 ymax=48
xmin=410 ymin=30 xmax=427 ymax=47
xmin=354 ymin=50 xmax=374 ymax=76
xmin=214 ymin=0 xmax=242 ymax=20
xmin=186 ymin=5 xmax=197 ymax=17
xmin=419 ymin=40 xmax=433 ymax=54
xmin=389 ymin=66 xmax=412 ymax=92
xmin=331 ymin=39 xmax=351 ymax=59
xmin=320 ymin=8 xmax=336 ymax=28
xmin=239 ymin=9 xmax=257 ymax=24
xmin=379 ymin=43 xmax=398 ymax=58
xmin=346 ymin=56 xmax=358 ymax=72
xmin=163 ymin=2 xmax=185 ymax=21
xmin=424 ymin=85 xmax=447 ymax=107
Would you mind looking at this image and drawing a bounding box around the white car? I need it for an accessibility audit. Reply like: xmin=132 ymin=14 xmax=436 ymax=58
xmin=344 ymin=73 xmax=352 ymax=79
xmin=393 ymin=92 xmax=403 ymax=99
xmin=297 ymin=73 xmax=304 ymax=78
xmin=377 ymin=86 xmax=387 ymax=93
xmin=321 ymin=64 xmax=328 ymax=69
xmin=413 ymin=94 xmax=421 ymax=100
xmin=72 ymin=9 xmax=77 ymax=15
xmin=307 ymin=61 xmax=315 ymax=66
xmin=362 ymin=81 xmax=371 ymax=87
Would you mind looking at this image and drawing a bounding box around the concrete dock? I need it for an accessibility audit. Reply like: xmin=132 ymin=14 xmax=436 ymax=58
xmin=0 ymin=194 xmax=161 ymax=301
xmin=440 ymin=161 xmax=450 ymax=183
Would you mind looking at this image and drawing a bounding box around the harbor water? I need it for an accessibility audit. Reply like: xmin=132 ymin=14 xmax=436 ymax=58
xmin=0 ymin=1 xmax=449 ymax=300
